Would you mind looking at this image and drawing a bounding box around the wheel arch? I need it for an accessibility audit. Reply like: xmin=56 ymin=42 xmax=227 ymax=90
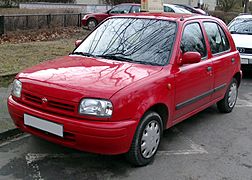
xmin=143 ymin=103 xmax=169 ymax=130
xmin=233 ymin=72 xmax=242 ymax=87
xmin=87 ymin=17 xmax=98 ymax=26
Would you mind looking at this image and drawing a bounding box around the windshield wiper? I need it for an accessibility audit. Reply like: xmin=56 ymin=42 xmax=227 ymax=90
xmin=97 ymin=54 xmax=162 ymax=66
xmin=135 ymin=61 xmax=161 ymax=66
xmin=97 ymin=54 xmax=134 ymax=62
xmin=230 ymin=31 xmax=252 ymax=35
xmin=70 ymin=52 xmax=97 ymax=58
xmin=230 ymin=30 xmax=237 ymax=34
xmin=97 ymin=54 xmax=161 ymax=66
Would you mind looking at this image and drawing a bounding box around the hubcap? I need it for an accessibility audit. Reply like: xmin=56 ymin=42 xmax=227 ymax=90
xmin=228 ymin=82 xmax=237 ymax=108
xmin=88 ymin=21 xmax=96 ymax=30
xmin=141 ymin=120 xmax=160 ymax=159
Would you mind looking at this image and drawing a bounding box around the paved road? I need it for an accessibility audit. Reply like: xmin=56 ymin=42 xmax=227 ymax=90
xmin=0 ymin=74 xmax=251 ymax=180
xmin=0 ymin=85 xmax=15 ymax=133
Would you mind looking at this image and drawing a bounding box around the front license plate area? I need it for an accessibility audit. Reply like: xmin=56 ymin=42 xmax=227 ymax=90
xmin=241 ymin=58 xmax=249 ymax=64
xmin=24 ymin=114 xmax=63 ymax=137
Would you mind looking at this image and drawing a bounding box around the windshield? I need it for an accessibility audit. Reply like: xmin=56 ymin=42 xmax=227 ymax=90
xmin=74 ymin=17 xmax=177 ymax=66
xmin=229 ymin=18 xmax=252 ymax=34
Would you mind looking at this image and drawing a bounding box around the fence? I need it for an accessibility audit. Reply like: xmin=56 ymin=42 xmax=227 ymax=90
xmin=0 ymin=13 xmax=86 ymax=35
xmin=19 ymin=3 xmax=112 ymax=13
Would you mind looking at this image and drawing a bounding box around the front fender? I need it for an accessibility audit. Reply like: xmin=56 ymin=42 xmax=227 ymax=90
xmin=110 ymin=73 xmax=175 ymax=126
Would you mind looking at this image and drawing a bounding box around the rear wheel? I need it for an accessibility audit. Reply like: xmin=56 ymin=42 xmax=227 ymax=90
xmin=126 ymin=111 xmax=163 ymax=166
xmin=217 ymin=78 xmax=238 ymax=113
xmin=87 ymin=19 xmax=97 ymax=30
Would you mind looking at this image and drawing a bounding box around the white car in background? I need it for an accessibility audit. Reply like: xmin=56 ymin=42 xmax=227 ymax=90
xmin=163 ymin=4 xmax=192 ymax=14
xmin=228 ymin=15 xmax=252 ymax=70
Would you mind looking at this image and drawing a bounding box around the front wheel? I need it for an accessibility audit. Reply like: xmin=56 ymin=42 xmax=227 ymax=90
xmin=87 ymin=19 xmax=97 ymax=30
xmin=126 ymin=111 xmax=163 ymax=166
xmin=217 ymin=78 xmax=238 ymax=113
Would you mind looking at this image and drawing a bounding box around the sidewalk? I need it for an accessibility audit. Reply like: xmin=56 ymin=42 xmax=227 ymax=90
xmin=0 ymin=85 xmax=16 ymax=134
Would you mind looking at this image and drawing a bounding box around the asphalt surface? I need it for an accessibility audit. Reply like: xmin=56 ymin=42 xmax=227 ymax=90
xmin=0 ymin=73 xmax=251 ymax=180
xmin=0 ymin=85 xmax=15 ymax=134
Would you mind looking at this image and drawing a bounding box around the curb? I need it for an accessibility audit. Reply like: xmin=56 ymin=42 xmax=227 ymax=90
xmin=0 ymin=128 xmax=23 ymax=141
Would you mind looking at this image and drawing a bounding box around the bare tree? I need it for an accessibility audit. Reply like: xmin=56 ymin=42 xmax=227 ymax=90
xmin=243 ymin=0 xmax=249 ymax=13
xmin=218 ymin=0 xmax=238 ymax=12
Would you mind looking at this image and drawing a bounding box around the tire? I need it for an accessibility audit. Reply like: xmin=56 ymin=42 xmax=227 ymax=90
xmin=126 ymin=111 xmax=163 ymax=166
xmin=87 ymin=19 xmax=97 ymax=30
xmin=217 ymin=78 xmax=238 ymax=113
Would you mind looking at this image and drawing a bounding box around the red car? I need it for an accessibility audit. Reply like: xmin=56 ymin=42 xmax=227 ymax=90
xmin=8 ymin=13 xmax=241 ymax=166
xmin=81 ymin=3 xmax=140 ymax=30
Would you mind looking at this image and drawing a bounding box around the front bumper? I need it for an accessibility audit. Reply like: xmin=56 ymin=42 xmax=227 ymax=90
xmin=240 ymin=54 xmax=252 ymax=70
xmin=8 ymin=96 xmax=138 ymax=155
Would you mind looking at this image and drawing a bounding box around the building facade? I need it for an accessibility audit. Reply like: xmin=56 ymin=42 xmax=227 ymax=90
xmin=75 ymin=0 xmax=217 ymax=11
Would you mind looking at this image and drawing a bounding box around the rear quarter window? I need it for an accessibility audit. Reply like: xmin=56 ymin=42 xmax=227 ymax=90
xmin=203 ymin=22 xmax=230 ymax=55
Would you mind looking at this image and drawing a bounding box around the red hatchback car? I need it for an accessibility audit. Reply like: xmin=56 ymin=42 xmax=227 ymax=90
xmin=82 ymin=3 xmax=140 ymax=30
xmin=8 ymin=13 xmax=242 ymax=166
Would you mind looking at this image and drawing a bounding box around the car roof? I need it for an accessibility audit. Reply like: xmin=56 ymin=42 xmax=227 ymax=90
xmin=113 ymin=12 xmax=217 ymax=22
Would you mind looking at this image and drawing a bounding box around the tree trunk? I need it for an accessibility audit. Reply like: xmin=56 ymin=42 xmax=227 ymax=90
xmin=244 ymin=0 xmax=249 ymax=13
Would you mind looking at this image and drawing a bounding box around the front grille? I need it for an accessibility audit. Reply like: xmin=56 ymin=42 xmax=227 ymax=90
xmin=23 ymin=93 xmax=42 ymax=104
xmin=47 ymin=100 xmax=75 ymax=112
xmin=237 ymin=47 xmax=252 ymax=54
xmin=22 ymin=91 xmax=76 ymax=114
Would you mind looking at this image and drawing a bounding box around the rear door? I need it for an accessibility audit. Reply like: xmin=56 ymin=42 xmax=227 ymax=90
xmin=202 ymin=21 xmax=234 ymax=100
xmin=173 ymin=21 xmax=214 ymax=121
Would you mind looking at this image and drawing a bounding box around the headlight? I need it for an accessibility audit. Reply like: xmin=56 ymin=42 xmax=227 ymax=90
xmin=79 ymin=99 xmax=113 ymax=117
xmin=12 ymin=79 xmax=22 ymax=98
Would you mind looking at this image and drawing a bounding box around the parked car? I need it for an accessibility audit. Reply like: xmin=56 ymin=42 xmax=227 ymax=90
xmin=8 ymin=13 xmax=241 ymax=166
xmin=174 ymin=4 xmax=208 ymax=15
xmin=163 ymin=4 xmax=192 ymax=14
xmin=81 ymin=3 xmax=140 ymax=30
xmin=82 ymin=3 xmax=192 ymax=30
xmin=228 ymin=14 xmax=252 ymax=71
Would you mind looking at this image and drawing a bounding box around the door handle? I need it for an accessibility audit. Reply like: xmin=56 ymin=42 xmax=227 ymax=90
xmin=231 ymin=58 xmax=235 ymax=63
xmin=207 ymin=66 xmax=212 ymax=72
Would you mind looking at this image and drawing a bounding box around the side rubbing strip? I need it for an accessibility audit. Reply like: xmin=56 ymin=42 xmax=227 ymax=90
xmin=214 ymin=83 xmax=226 ymax=92
xmin=175 ymin=84 xmax=226 ymax=110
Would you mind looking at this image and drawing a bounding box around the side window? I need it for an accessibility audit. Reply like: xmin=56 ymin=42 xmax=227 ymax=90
xmin=109 ymin=5 xmax=131 ymax=14
xmin=164 ymin=6 xmax=175 ymax=12
xmin=130 ymin=6 xmax=140 ymax=13
xmin=181 ymin=23 xmax=207 ymax=58
xmin=203 ymin=22 xmax=230 ymax=54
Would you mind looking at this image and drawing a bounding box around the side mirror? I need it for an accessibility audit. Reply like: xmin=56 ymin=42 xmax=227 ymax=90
xmin=75 ymin=40 xmax=82 ymax=47
xmin=181 ymin=52 xmax=201 ymax=65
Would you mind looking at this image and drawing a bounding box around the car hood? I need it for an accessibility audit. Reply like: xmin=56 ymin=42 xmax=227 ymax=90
xmin=231 ymin=34 xmax=252 ymax=48
xmin=18 ymin=55 xmax=162 ymax=102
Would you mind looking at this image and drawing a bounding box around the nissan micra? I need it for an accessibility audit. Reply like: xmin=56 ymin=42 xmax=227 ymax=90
xmin=8 ymin=13 xmax=242 ymax=166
